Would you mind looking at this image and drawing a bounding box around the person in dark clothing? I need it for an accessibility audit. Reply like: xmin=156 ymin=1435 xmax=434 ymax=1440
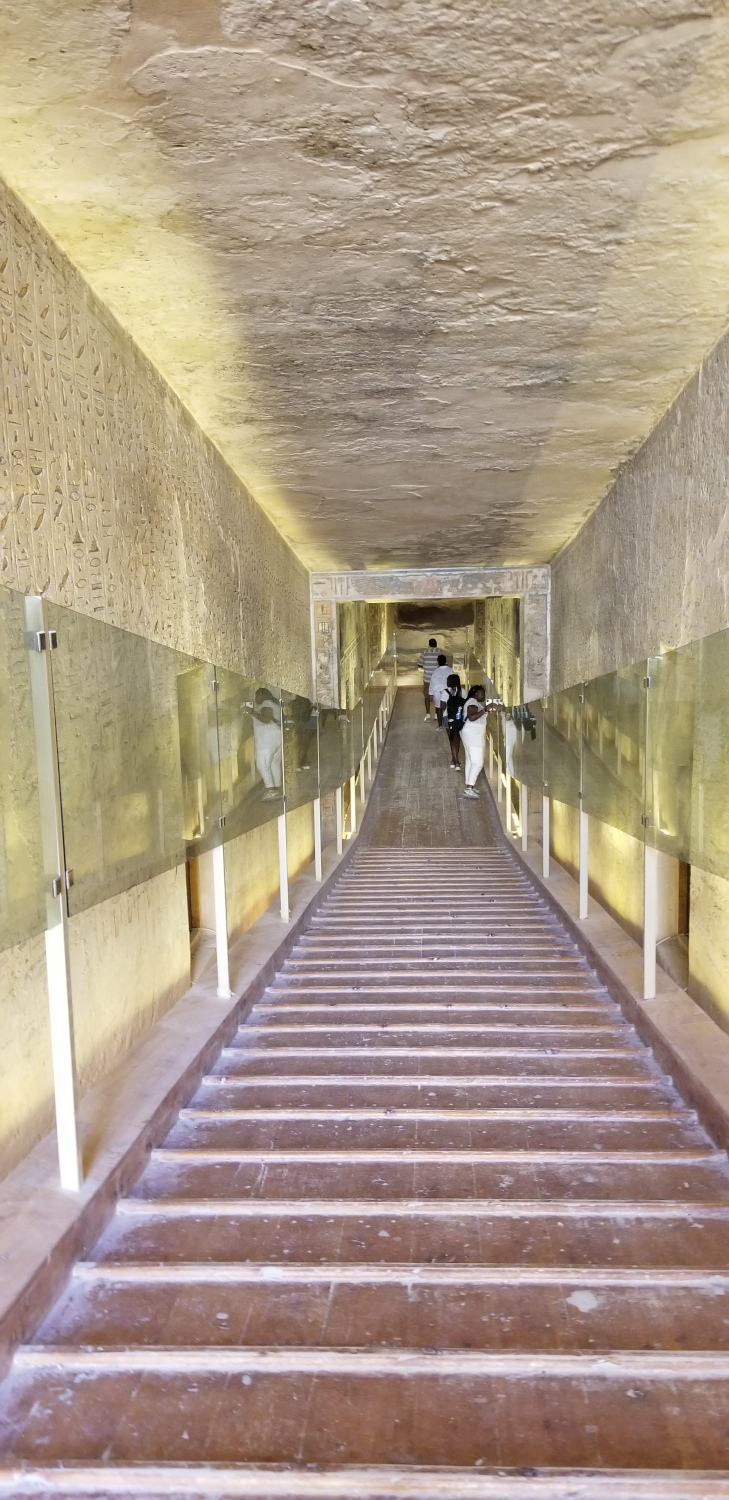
xmin=443 ymin=672 xmax=466 ymax=769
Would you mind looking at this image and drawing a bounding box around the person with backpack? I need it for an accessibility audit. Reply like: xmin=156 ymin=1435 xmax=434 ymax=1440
xmin=443 ymin=672 xmax=466 ymax=769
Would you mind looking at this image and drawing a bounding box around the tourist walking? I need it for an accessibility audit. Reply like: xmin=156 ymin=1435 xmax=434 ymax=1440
xmin=444 ymin=672 xmax=466 ymax=769
xmin=427 ymin=654 xmax=451 ymax=728
xmin=417 ymin=638 xmax=441 ymax=719
xmin=460 ymin=685 xmax=487 ymax=798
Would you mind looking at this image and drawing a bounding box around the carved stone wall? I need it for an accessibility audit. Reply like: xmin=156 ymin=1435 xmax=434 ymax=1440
xmin=0 ymin=181 xmax=314 ymax=1177
xmin=0 ymin=181 xmax=312 ymax=692
xmin=311 ymin=567 xmax=550 ymax=700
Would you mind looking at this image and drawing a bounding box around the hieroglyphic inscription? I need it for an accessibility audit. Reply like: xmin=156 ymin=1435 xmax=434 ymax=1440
xmin=0 ymin=182 xmax=312 ymax=694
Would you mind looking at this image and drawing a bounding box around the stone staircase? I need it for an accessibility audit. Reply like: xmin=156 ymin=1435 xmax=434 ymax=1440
xmin=1 ymin=847 xmax=729 ymax=1496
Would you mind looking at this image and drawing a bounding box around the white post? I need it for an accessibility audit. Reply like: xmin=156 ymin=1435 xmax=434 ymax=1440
xmin=643 ymin=843 xmax=658 ymax=1000
xmin=313 ymin=797 xmax=323 ymax=881
xmin=278 ymin=813 xmax=290 ymax=922
xmin=24 ymin=595 xmax=81 ymax=1192
xmin=579 ymin=805 xmax=589 ymax=919
xmin=497 ymin=755 xmax=503 ymax=802
xmin=542 ymin=795 xmax=550 ymax=879
xmin=349 ymin=772 xmax=357 ymax=835
xmin=212 ymin=843 xmax=231 ymax=999
xmin=366 ymin=737 xmax=372 ymax=780
xmin=373 ymin=716 xmax=379 ymax=758
xmin=359 ymin=757 xmax=366 ymax=806
xmin=335 ymin=786 xmax=343 ymax=855
xmin=505 ymin=773 xmax=512 ymax=831
xmin=489 ymin=735 xmax=494 ymax=779
xmin=521 ymin=785 xmax=528 ymax=851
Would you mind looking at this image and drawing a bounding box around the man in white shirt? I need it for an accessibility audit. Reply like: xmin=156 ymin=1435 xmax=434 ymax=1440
xmin=427 ymin=655 xmax=451 ymax=729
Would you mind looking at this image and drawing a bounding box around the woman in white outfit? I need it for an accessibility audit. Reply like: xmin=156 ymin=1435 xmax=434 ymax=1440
xmin=252 ymin=690 xmax=283 ymax=798
xmin=460 ymin=685 xmax=487 ymax=798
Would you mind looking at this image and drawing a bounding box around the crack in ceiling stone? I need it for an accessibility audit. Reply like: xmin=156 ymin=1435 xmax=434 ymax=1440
xmin=1 ymin=0 xmax=729 ymax=570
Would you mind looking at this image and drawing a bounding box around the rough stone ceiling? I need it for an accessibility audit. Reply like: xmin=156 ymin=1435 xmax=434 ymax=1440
xmin=1 ymin=1 xmax=729 ymax=571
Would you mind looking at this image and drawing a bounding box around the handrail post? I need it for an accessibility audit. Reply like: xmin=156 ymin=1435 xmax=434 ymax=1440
xmin=313 ymin=797 xmax=323 ymax=881
xmin=24 ymin=595 xmax=81 ymax=1192
xmin=521 ymin=784 xmax=528 ymax=851
xmin=212 ymin=844 xmax=232 ymax=998
xmin=579 ymin=802 xmax=589 ymax=919
xmin=278 ymin=813 xmax=290 ymax=921
xmin=335 ymin=786 xmax=343 ymax=855
xmin=349 ymin=772 xmax=357 ymax=835
xmin=643 ymin=843 xmax=658 ymax=1000
xmin=542 ymin=794 xmax=550 ymax=878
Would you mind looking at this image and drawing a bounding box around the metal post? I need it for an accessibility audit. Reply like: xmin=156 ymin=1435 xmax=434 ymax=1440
xmin=542 ymin=795 xmax=550 ymax=879
xmin=212 ymin=843 xmax=231 ymax=999
xmin=349 ymin=772 xmax=357 ymax=835
xmin=643 ymin=843 xmax=658 ymax=1000
xmin=359 ymin=757 xmax=366 ymax=806
xmin=497 ymin=755 xmax=503 ymax=802
xmin=489 ymin=735 xmax=494 ymax=779
xmin=373 ymin=715 xmax=379 ymax=758
xmin=366 ymin=737 xmax=372 ymax=780
xmin=521 ymin=785 xmax=528 ymax=851
xmin=505 ymin=773 xmax=512 ymax=831
xmin=313 ymin=796 xmax=322 ymax=881
xmin=24 ymin=595 xmax=81 ymax=1192
xmin=278 ymin=813 xmax=290 ymax=922
xmin=579 ymin=805 xmax=589 ymax=919
xmin=335 ymin=786 xmax=343 ymax=855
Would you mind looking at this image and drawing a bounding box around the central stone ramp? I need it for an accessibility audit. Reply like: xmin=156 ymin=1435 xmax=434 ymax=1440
xmin=1 ymin=847 xmax=729 ymax=1495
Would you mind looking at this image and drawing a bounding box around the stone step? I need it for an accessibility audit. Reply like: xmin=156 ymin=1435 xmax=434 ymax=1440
xmin=195 ymin=1076 xmax=670 ymax=1108
xmin=38 ymin=1263 xmax=729 ymax=1353
xmin=210 ymin=1050 xmax=656 ymax=1077
xmin=3 ymin=1350 xmax=729 ymax=1470
xmin=2 ymin=1465 xmax=727 ymax=1498
xmin=131 ymin=1154 xmax=729 ymax=1206
xmin=89 ymin=1198 xmax=729 ymax=1270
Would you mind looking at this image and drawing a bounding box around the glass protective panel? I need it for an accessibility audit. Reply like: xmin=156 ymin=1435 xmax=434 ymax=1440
xmin=177 ymin=661 xmax=223 ymax=853
xmin=544 ymin=685 xmax=583 ymax=810
xmin=339 ymin=706 xmax=356 ymax=783
xmin=0 ymin=590 xmax=46 ymax=948
xmin=645 ymin=648 xmax=695 ymax=861
xmin=511 ymin=700 xmax=544 ymax=790
xmin=318 ymin=703 xmax=345 ymax=795
xmin=362 ymin=683 xmax=381 ymax=744
xmin=582 ymin=664 xmax=646 ymax=840
xmin=46 ymin=603 xmax=195 ymax=914
xmin=216 ymin=670 xmax=284 ymax=835
xmin=690 ymin=631 xmax=729 ymax=879
xmin=282 ymin=691 xmax=319 ymax=812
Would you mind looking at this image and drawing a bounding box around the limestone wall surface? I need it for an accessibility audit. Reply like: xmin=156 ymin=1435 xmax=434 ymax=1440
xmin=551 ymin=326 xmax=729 ymax=692
xmin=550 ymin=327 xmax=729 ymax=1035
xmin=0 ymin=181 xmax=314 ymax=1176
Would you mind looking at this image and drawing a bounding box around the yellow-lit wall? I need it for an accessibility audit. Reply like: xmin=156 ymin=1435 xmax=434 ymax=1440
xmin=478 ymin=598 xmax=521 ymax=703
xmin=0 ymin=182 xmax=314 ymax=1176
xmin=338 ymin=602 xmax=393 ymax=708
xmin=549 ymin=802 xmax=678 ymax=951
xmin=687 ymin=868 xmax=729 ymax=1032
xmin=224 ymin=806 xmax=315 ymax=944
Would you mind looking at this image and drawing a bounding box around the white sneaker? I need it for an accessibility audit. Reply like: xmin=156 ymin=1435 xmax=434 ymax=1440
xmin=462 ymin=787 xmax=479 ymax=799
xmin=424 ymin=714 xmax=431 ymax=721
